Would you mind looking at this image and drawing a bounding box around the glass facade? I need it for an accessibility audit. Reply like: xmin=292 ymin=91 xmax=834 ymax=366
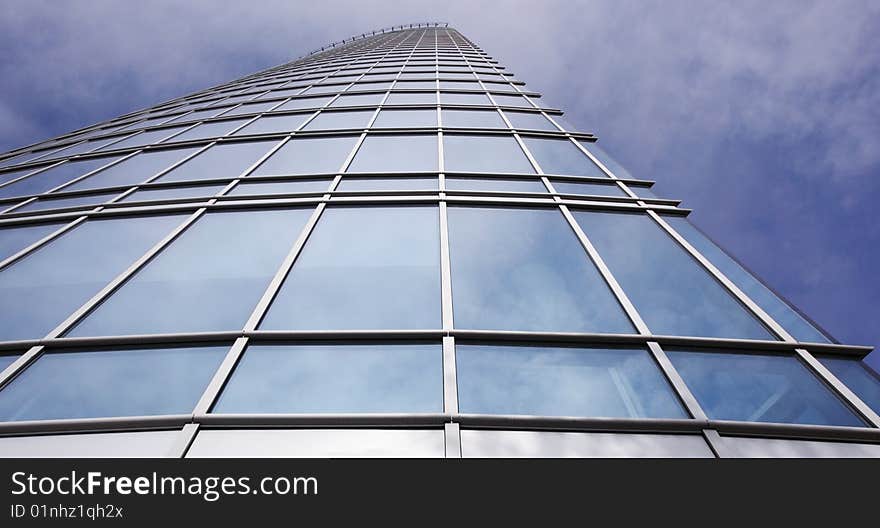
xmin=0 ymin=24 xmax=875 ymax=458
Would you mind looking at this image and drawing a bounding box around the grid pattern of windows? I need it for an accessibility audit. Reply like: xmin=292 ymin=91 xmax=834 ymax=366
xmin=0 ymin=25 xmax=876 ymax=458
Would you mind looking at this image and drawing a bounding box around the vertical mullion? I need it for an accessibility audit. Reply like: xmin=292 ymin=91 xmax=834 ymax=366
xmin=795 ymin=348 xmax=880 ymax=427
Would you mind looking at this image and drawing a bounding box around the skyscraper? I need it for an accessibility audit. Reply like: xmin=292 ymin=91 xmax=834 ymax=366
xmin=0 ymin=23 xmax=878 ymax=458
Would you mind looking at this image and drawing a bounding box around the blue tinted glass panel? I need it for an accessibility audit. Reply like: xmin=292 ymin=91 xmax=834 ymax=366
xmin=347 ymin=135 xmax=438 ymax=172
xmin=157 ymin=141 xmax=278 ymax=182
xmin=63 ymin=148 xmax=200 ymax=192
xmin=0 ymin=215 xmax=186 ymax=341
xmin=385 ymin=92 xmax=436 ymax=105
xmin=580 ymin=141 xmax=635 ymax=179
xmin=447 ymin=207 xmax=633 ymax=333
xmin=446 ymin=177 xmax=546 ymax=193
xmin=492 ymin=94 xmax=534 ymax=108
xmin=0 ymin=346 xmax=228 ymax=421
xmin=69 ymin=209 xmax=313 ymax=336
xmin=0 ymin=158 xmax=120 ymax=199
xmin=574 ymin=211 xmax=773 ymax=340
xmin=457 ymin=344 xmax=686 ymax=418
xmin=630 ymin=185 xmax=658 ymax=198
xmin=220 ymin=101 xmax=279 ymax=116
xmin=523 ymin=138 xmax=604 ymax=176
xmin=0 ymin=223 xmax=62 ymax=262
xmin=252 ymin=136 xmax=357 ymax=175
xmin=441 ymin=109 xmax=506 ymax=128
xmin=226 ymin=179 xmax=331 ymax=196
xmin=261 ymin=206 xmax=440 ymax=330
xmin=373 ymin=109 xmax=437 ymax=128
xmin=303 ymin=110 xmax=374 ymax=130
xmin=818 ymin=356 xmax=880 ymax=415
xmin=440 ymin=92 xmax=491 ymax=105
xmin=165 ymin=108 xmax=225 ymax=124
xmin=213 ymin=343 xmax=442 ymax=413
xmin=664 ymin=216 xmax=829 ymax=343
xmin=274 ymin=97 xmax=332 ymax=111
xmin=0 ymin=167 xmax=42 ymax=186
xmin=330 ymin=93 xmax=385 ymax=107
xmin=503 ymin=111 xmax=558 ymax=131
xmin=167 ymin=119 xmax=250 ymax=142
xmin=394 ymin=81 xmax=436 ymax=90
xmin=0 ymin=355 xmax=17 ymax=372
xmin=551 ymin=180 xmax=628 ymax=197
xmin=667 ymin=349 xmax=863 ymax=427
xmin=233 ymin=114 xmax=310 ymax=135
xmin=443 ymin=135 xmax=535 ymax=174
xmin=14 ymin=191 xmax=121 ymax=213
xmin=100 ymin=127 xmax=188 ymax=150
xmin=120 ymin=184 xmax=225 ymax=203
xmin=336 ymin=176 xmax=437 ymax=191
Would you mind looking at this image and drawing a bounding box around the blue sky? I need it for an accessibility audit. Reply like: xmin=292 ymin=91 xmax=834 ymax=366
xmin=1 ymin=0 xmax=878 ymax=368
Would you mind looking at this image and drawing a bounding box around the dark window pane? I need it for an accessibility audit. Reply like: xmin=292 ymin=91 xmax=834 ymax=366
xmin=165 ymin=108 xmax=225 ymax=124
xmin=0 ymin=223 xmax=63 ymax=262
xmin=68 ymin=209 xmax=313 ymax=336
xmin=523 ymin=137 xmax=604 ymax=176
xmin=445 ymin=177 xmax=546 ymax=193
xmin=213 ymin=343 xmax=442 ymax=413
xmin=157 ymin=141 xmax=278 ymax=182
xmin=226 ymin=179 xmax=331 ymax=196
xmin=447 ymin=207 xmax=633 ymax=333
xmin=347 ymin=135 xmax=438 ymax=172
xmin=336 ymin=176 xmax=437 ymax=191
xmin=551 ymin=180 xmax=628 ymax=197
xmin=667 ymin=349 xmax=863 ymax=427
xmin=819 ymin=356 xmax=880 ymax=415
xmin=504 ymin=111 xmax=558 ymax=131
xmin=119 ymin=184 xmax=226 ymax=203
xmin=261 ymin=206 xmax=440 ymax=330
xmin=457 ymin=344 xmax=686 ymax=418
xmin=233 ymin=114 xmax=310 ymax=135
xmin=441 ymin=109 xmax=506 ymax=128
xmin=0 ymin=215 xmax=186 ymax=341
xmin=252 ymin=136 xmax=357 ymax=175
xmin=664 ymin=216 xmax=829 ymax=343
xmin=385 ymin=92 xmax=436 ymax=105
xmin=0 ymin=346 xmax=228 ymax=421
xmin=573 ymin=211 xmax=773 ymax=340
xmin=372 ymin=109 xmax=437 ymax=128
xmin=303 ymin=110 xmax=374 ymax=130
xmin=443 ymin=135 xmax=534 ymax=174
xmin=63 ymin=148 xmax=200 ymax=192
xmin=0 ymin=157 xmax=121 ymax=199
xmin=167 ymin=119 xmax=250 ymax=142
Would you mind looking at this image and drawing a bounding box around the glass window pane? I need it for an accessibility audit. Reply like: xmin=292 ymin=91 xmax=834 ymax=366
xmin=0 ymin=223 xmax=62 ymax=262
xmin=0 ymin=214 xmax=186 ymax=341
xmin=157 ymin=141 xmax=278 ymax=182
xmin=0 ymin=157 xmax=121 ymax=199
xmin=347 ymin=135 xmax=438 ymax=173
xmin=119 ymin=184 xmax=225 ymax=203
xmin=443 ymin=135 xmax=534 ymax=174
xmin=551 ymin=180 xmax=628 ymax=197
xmin=233 ymin=114 xmax=310 ymax=136
xmin=220 ymin=101 xmax=279 ymax=117
xmin=62 ymin=148 xmax=200 ymax=192
xmin=0 ymin=354 xmax=18 ymax=372
xmin=664 ymin=216 xmax=829 ymax=343
xmin=445 ymin=177 xmax=546 ymax=193
xmin=573 ymin=211 xmax=773 ymax=340
xmin=100 ymin=127 xmax=188 ymax=150
xmin=167 ymin=119 xmax=250 ymax=142
xmin=385 ymin=92 xmax=436 ymax=105
xmin=372 ymin=109 xmax=437 ymax=128
xmin=440 ymin=81 xmax=481 ymax=91
xmin=68 ymin=209 xmax=314 ymax=336
xmin=13 ymin=191 xmax=120 ymax=213
xmin=447 ymin=206 xmax=633 ymax=333
xmin=440 ymin=92 xmax=491 ymax=105
xmin=818 ymin=356 xmax=880 ymax=415
xmin=302 ymin=110 xmax=374 ymax=130
xmin=631 ymin=185 xmax=658 ymax=199
xmin=442 ymin=109 xmax=506 ymax=129
xmin=504 ymin=111 xmax=558 ymax=131
xmin=457 ymin=344 xmax=686 ymax=418
xmin=274 ymin=96 xmax=332 ymax=111
xmin=0 ymin=345 xmax=228 ymax=421
xmin=213 ymin=343 xmax=442 ymax=413
xmin=523 ymin=137 xmax=604 ymax=176
xmin=252 ymin=136 xmax=357 ymax=175
xmin=580 ymin=141 xmax=634 ymax=179
xmin=348 ymin=81 xmax=394 ymax=92
xmin=164 ymin=108 xmax=225 ymax=124
xmin=330 ymin=93 xmax=385 ymax=107
xmin=667 ymin=349 xmax=864 ymax=427
xmin=261 ymin=206 xmax=440 ymax=330
xmin=226 ymin=179 xmax=331 ymax=196
xmin=336 ymin=176 xmax=437 ymax=192
xmin=492 ymin=94 xmax=534 ymax=108
xmin=394 ymin=81 xmax=436 ymax=90
xmin=0 ymin=167 xmax=42 ymax=187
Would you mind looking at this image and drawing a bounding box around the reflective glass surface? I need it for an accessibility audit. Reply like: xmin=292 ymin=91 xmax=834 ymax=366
xmin=347 ymin=135 xmax=438 ymax=172
xmin=440 ymin=92 xmax=491 ymax=105
xmin=574 ymin=211 xmax=773 ymax=340
xmin=62 ymin=148 xmax=200 ymax=192
xmin=0 ymin=354 xmax=17 ymax=372
xmin=818 ymin=356 xmax=880 ymax=415
xmin=0 ymin=346 xmax=228 ymax=421
xmin=220 ymin=101 xmax=279 ymax=116
xmin=168 ymin=119 xmax=250 ymax=142
xmin=158 ymin=141 xmax=277 ymax=182
xmin=101 ymin=127 xmax=186 ymax=150
xmin=523 ymin=137 xmax=604 ymax=176
xmin=0 ymin=222 xmax=62 ymax=262
xmin=261 ymin=206 xmax=440 ymax=330
xmin=503 ymin=111 xmax=558 ymax=131
xmin=233 ymin=114 xmax=311 ymax=135
xmin=492 ymin=94 xmax=534 ymax=108
xmin=330 ymin=93 xmax=385 ymax=107
xmin=447 ymin=207 xmax=633 ymax=333
xmin=252 ymin=136 xmax=357 ymax=175
xmin=274 ymin=96 xmax=332 ymax=111
xmin=457 ymin=344 xmax=686 ymax=418
xmin=69 ymin=209 xmax=313 ymax=336
xmin=385 ymin=92 xmax=437 ymax=105
xmin=119 ymin=184 xmax=226 ymax=203
xmin=226 ymin=179 xmax=332 ymax=196
xmin=14 ymin=191 xmax=121 ymax=213
xmin=336 ymin=176 xmax=437 ymax=191
xmin=303 ymin=110 xmax=374 ymax=130
xmin=0 ymin=157 xmax=120 ymax=199
xmin=580 ymin=141 xmax=635 ymax=179
xmin=0 ymin=215 xmax=186 ymax=340
xmin=441 ymin=109 xmax=506 ymax=128
xmin=445 ymin=177 xmax=546 ymax=193
xmin=213 ymin=343 xmax=442 ymax=413
xmin=373 ymin=109 xmax=437 ymax=128
xmin=667 ymin=349 xmax=864 ymax=427
xmin=664 ymin=216 xmax=829 ymax=343
xmin=551 ymin=180 xmax=628 ymax=197
xmin=443 ymin=135 xmax=535 ymax=174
